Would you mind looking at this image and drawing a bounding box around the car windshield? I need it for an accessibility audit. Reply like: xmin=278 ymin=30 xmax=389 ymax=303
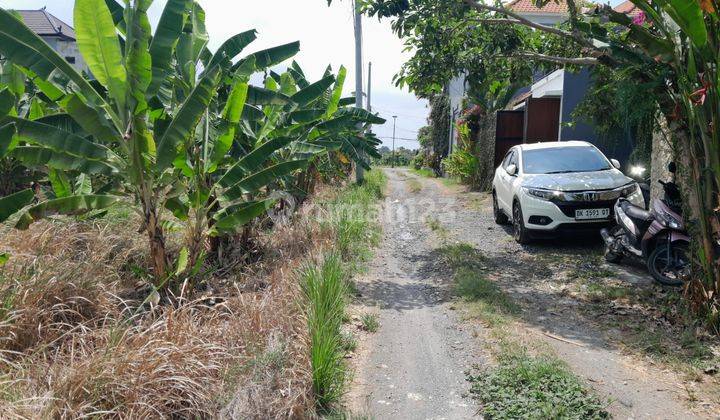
xmin=522 ymin=146 xmax=612 ymax=174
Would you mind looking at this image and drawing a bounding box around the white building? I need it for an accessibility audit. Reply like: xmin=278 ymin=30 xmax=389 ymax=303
xmin=16 ymin=8 xmax=90 ymax=74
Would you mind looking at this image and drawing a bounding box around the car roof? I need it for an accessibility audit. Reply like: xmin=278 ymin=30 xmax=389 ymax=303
xmin=516 ymin=141 xmax=592 ymax=151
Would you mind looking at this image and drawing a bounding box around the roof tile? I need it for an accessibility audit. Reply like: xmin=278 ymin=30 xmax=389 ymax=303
xmin=505 ymin=0 xmax=568 ymax=14
xmin=16 ymin=9 xmax=76 ymax=40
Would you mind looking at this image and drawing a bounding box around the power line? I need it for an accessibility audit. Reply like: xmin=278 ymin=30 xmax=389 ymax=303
xmin=374 ymin=107 xmax=429 ymax=121
xmin=378 ymin=136 xmax=418 ymax=142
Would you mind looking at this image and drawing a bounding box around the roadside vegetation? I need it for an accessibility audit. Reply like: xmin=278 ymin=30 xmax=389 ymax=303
xmin=468 ymin=341 xmax=610 ymax=420
xmin=0 ymin=0 xmax=387 ymax=417
xmin=303 ymin=169 xmax=386 ymax=412
xmin=437 ymin=242 xmax=608 ymax=418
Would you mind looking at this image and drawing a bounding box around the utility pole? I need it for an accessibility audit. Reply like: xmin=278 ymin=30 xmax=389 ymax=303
xmin=367 ymin=62 xmax=372 ymax=112
xmin=392 ymin=115 xmax=397 ymax=168
xmin=353 ymin=0 xmax=365 ymax=184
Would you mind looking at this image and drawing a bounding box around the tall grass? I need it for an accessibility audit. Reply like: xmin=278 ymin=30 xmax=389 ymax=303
xmin=301 ymin=253 xmax=348 ymax=409
xmin=304 ymin=169 xmax=387 ymax=411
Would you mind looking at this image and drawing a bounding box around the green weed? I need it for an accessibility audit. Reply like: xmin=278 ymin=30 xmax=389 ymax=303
xmin=360 ymin=313 xmax=379 ymax=332
xmin=584 ymin=282 xmax=631 ymax=302
xmin=438 ymin=243 xmax=517 ymax=327
xmin=407 ymin=179 xmax=422 ymax=193
xmin=339 ymin=331 xmax=358 ymax=352
xmin=468 ymin=342 xmax=610 ymax=419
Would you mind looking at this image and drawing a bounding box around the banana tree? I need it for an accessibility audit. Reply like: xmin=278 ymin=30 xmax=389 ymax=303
xmin=0 ymin=0 xmax=301 ymax=290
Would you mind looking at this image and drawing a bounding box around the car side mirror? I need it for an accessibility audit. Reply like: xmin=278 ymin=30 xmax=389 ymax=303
xmin=506 ymin=164 xmax=518 ymax=176
xmin=610 ymin=159 xmax=621 ymax=170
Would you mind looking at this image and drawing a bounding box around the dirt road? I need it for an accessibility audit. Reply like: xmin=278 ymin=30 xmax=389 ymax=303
xmin=347 ymin=169 xmax=480 ymax=418
xmin=348 ymin=168 xmax=716 ymax=419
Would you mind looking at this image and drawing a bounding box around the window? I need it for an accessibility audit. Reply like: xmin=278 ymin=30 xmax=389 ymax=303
xmin=65 ymin=56 xmax=76 ymax=64
xmin=522 ymin=146 xmax=612 ymax=174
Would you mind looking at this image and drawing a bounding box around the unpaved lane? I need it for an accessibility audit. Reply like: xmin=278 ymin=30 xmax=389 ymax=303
xmin=348 ymin=169 xmax=480 ymax=419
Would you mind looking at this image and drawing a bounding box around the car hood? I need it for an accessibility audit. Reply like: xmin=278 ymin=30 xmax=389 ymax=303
xmin=522 ymin=170 xmax=633 ymax=191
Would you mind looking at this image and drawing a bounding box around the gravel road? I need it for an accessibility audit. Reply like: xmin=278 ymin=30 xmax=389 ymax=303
xmin=347 ymin=168 xmax=480 ymax=419
xmin=347 ymin=168 xmax=714 ymax=419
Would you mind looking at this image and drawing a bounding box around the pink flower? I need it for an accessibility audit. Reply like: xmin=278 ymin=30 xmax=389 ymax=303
xmin=632 ymin=11 xmax=646 ymax=26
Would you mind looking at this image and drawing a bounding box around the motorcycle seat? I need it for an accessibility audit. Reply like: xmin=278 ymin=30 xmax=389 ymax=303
xmin=622 ymin=201 xmax=654 ymax=222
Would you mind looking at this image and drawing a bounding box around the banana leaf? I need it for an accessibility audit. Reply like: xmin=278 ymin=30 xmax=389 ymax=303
xmin=212 ymin=198 xmax=276 ymax=234
xmin=74 ymin=0 xmax=127 ymax=112
xmin=222 ymin=160 xmax=308 ymax=201
xmin=0 ymin=188 xmax=34 ymax=223
xmin=156 ymin=66 xmax=221 ymax=170
xmin=15 ymin=194 xmax=121 ymax=230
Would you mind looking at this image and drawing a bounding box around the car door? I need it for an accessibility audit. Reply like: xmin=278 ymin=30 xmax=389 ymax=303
xmin=496 ymin=148 xmax=517 ymax=212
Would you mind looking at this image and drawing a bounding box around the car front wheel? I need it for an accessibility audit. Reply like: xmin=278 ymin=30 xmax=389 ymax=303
xmin=512 ymin=201 xmax=532 ymax=245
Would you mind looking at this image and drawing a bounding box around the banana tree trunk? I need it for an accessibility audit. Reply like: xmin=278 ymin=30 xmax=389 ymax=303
xmin=143 ymin=200 xmax=169 ymax=285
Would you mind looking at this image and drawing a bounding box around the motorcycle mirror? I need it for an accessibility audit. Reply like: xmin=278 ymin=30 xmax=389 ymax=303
xmin=668 ymin=162 xmax=677 ymax=174
xmin=610 ymin=159 xmax=621 ymax=169
xmin=506 ymin=164 xmax=518 ymax=176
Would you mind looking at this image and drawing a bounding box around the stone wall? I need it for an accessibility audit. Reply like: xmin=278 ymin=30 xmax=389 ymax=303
xmin=474 ymin=111 xmax=497 ymax=191
xmin=650 ymin=118 xmax=674 ymax=201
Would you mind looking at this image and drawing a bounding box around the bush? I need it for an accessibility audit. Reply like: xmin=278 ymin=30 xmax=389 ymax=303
xmin=442 ymin=150 xmax=480 ymax=187
xmin=410 ymin=153 xmax=424 ymax=170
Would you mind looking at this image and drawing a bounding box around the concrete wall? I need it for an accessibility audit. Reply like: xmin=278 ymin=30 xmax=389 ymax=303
xmin=43 ymin=36 xmax=90 ymax=75
xmin=475 ymin=111 xmax=497 ymax=191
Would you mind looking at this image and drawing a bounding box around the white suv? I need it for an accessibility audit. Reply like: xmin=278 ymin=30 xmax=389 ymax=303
xmin=492 ymin=141 xmax=645 ymax=244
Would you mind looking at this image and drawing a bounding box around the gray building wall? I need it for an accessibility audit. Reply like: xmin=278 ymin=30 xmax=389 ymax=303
xmin=43 ymin=37 xmax=90 ymax=74
xmin=560 ymin=68 xmax=633 ymax=165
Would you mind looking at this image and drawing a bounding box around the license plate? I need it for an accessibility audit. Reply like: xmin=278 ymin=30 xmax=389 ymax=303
xmin=575 ymin=208 xmax=610 ymax=220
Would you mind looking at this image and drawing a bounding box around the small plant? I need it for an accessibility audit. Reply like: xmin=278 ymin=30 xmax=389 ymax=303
xmin=339 ymin=331 xmax=358 ymax=352
xmin=584 ymin=283 xmax=631 ymax=303
xmin=426 ymin=217 xmax=443 ymax=232
xmin=411 ymin=168 xmax=436 ymax=178
xmin=468 ymin=343 xmax=610 ymax=419
xmin=360 ymin=313 xmax=379 ymax=333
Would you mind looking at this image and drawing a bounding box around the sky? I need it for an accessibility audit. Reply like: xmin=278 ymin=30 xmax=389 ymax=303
xmin=0 ymin=0 xmax=428 ymax=149
xmin=0 ymin=0 xmax=628 ymax=149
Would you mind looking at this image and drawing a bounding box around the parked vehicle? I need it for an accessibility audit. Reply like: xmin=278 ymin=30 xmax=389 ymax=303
xmin=600 ymin=163 xmax=690 ymax=286
xmin=492 ymin=141 xmax=645 ymax=244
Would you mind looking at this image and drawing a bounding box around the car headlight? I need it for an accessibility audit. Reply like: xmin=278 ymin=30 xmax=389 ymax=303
xmin=522 ymin=187 xmax=562 ymax=201
xmin=620 ymin=183 xmax=640 ymax=198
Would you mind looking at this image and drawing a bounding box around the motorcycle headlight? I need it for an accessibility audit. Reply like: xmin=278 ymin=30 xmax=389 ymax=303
xmin=522 ymin=187 xmax=562 ymax=201
xmin=657 ymin=210 xmax=682 ymax=229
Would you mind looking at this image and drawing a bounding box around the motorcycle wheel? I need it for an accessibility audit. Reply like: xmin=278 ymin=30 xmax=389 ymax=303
xmin=647 ymin=242 xmax=690 ymax=287
xmin=604 ymin=226 xmax=624 ymax=263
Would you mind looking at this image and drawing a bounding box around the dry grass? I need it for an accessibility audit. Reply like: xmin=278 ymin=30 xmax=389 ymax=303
xmin=0 ymin=194 xmax=344 ymax=418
